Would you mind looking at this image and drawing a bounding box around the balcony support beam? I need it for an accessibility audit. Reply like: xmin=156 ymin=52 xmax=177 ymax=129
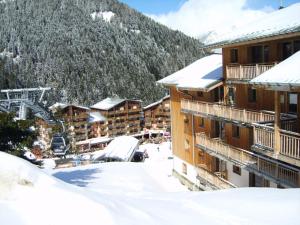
xmin=274 ymin=91 xmax=281 ymax=155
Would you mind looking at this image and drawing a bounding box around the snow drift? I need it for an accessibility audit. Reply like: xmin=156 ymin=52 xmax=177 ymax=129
xmin=1 ymin=151 xmax=300 ymax=225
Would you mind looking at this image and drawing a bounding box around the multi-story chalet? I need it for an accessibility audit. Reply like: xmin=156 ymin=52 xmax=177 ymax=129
xmin=143 ymin=95 xmax=171 ymax=131
xmin=158 ymin=4 xmax=300 ymax=190
xmin=59 ymin=104 xmax=90 ymax=142
xmin=88 ymin=111 xmax=107 ymax=138
xmin=90 ymin=97 xmax=142 ymax=137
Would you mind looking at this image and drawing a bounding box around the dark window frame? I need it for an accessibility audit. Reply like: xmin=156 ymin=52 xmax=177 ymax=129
xmin=233 ymin=165 xmax=241 ymax=175
xmin=232 ymin=125 xmax=240 ymax=138
xmin=230 ymin=49 xmax=238 ymax=63
xmin=248 ymin=88 xmax=257 ymax=103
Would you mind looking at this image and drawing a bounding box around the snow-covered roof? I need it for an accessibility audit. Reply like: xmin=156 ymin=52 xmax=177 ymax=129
xmin=157 ymin=54 xmax=223 ymax=92
xmin=91 ymin=97 xmax=126 ymax=110
xmin=143 ymin=95 xmax=170 ymax=110
xmin=204 ymin=3 xmax=300 ymax=49
xmin=250 ymin=51 xmax=300 ymax=89
xmin=49 ymin=103 xmax=90 ymax=111
xmin=92 ymin=136 xmax=139 ymax=161
xmin=88 ymin=111 xmax=107 ymax=123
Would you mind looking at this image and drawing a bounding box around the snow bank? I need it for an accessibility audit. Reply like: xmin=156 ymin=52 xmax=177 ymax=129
xmin=1 ymin=149 xmax=300 ymax=225
xmin=0 ymin=152 xmax=114 ymax=225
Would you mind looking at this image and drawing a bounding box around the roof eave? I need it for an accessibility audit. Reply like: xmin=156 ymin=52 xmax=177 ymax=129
xmin=203 ymin=31 xmax=300 ymax=50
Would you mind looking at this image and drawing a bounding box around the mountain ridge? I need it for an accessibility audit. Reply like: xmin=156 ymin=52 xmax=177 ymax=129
xmin=0 ymin=0 xmax=205 ymax=106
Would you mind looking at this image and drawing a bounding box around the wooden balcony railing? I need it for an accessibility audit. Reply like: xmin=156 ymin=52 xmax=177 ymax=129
xmin=181 ymin=99 xmax=274 ymax=124
xmin=196 ymin=166 xmax=236 ymax=189
xmin=253 ymin=125 xmax=300 ymax=160
xmin=226 ymin=63 xmax=275 ymax=81
xmin=196 ymin=132 xmax=300 ymax=187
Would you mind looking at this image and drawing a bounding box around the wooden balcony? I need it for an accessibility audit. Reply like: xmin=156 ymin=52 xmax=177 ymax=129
xmin=196 ymin=132 xmax=300 ymax=187
xmin=181 ymin=99 xmax=274 ymax=124
xmin=226 ymin=63 xmax=275 ymax=81
xmin=253 ymin=124 xmax=300 ymax=166
xmin=196 ymin=166 xmax=236 ymax=190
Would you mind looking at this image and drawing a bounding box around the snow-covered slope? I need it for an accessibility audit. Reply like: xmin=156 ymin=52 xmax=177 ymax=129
xmin=1 ymin=149 xmax=300 ymax=225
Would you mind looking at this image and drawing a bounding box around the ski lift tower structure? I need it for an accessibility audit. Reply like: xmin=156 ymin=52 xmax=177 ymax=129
xmin=0 ymin=87 xmax=53 ymax=122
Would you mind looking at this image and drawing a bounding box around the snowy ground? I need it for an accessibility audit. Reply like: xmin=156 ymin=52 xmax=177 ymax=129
xmin=1 ymin=141 xmax=300 ymax=225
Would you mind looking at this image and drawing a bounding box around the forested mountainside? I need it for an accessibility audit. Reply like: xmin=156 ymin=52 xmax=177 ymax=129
xmin=0 ymin=0 xmax=205 ymax=105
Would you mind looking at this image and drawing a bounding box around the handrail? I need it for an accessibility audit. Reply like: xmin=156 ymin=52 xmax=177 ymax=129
xmin=196 ymin=132 xmax=299 ymax=187
xmin=181 ymin=99 xmax=274 ymax=124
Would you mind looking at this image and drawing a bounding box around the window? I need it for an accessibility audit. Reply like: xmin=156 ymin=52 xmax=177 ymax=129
xmin=230 ymin=49 xmax=238 ymax=63
xmin=228 ymin=87 xmax=235 ymax=105
xmin=282 ymin=42 xmax=293 ymax=60
xmin=183 ymin=90 xmax=189 ymax=95
xmin=197 ymin=91 xmax=204 ymax=97
xmin=119 ymin=107 xmax=124 ymax=111
xmin=199 ymin=117 xmax=204 ymax=128
xmin=184 ymin=139 xmax=190 ymax=150
xmin=249 ymin=45 xmax=269 ymax=63
xmin=182 ymin=163 xmax=187 ymax=175
xmin=248 ymin=88 xmax=257 ymax=103
xmin=232 ymin=125 xmax=240 ymax=138
xmin=263 ymin=45 xmax=270 ymax=62
xmin=251 ymin=46 xmax=263 ymax=63
xmin=288 ymin=93 xmax=298 ymax=113
xmin=294 ymin=40 xmax=300 ymax=52
xmin=233 ymin=165 xmax=241 ymax=175
xmin=132 ymin=105 xmax=137 ymax=110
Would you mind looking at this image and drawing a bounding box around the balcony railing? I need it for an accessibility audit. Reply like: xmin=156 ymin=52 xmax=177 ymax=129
xmin=226 ymin=63 xmax=275 ymax=81
xmin=181 ymin=99 xmax=274 ymax=124
xmin=253 ymin=124 xmax=300 ymax=160
xmin=196 ymin=132 xmax=300 ymax=187
xmin=196 ymin=166 xmax=236 ymax=189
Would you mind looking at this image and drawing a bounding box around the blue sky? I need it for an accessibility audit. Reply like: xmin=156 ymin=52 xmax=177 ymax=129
xmin=119 ymin=0 xmax=300 ymax=15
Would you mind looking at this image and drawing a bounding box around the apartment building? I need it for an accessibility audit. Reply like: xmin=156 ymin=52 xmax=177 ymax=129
xmin=143 ymin=95 xmax=171 ymax=132
xmin=60 ymin=104 xmax=90 ymax=142
xmin=90 ymin=97 xmax=142 ymax=137
xmin=159 ymin=4 xmax=300 ymax=190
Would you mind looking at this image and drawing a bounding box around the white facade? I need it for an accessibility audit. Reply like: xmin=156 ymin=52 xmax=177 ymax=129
xmin=226 ymin=162 xmax=250 ymax=187
xmin=173 ymin=156 xmax=198 ymax=185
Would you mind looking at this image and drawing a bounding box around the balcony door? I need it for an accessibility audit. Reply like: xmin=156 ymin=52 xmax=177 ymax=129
xmin=214 ymin=121 xmax=225 ymax=140
xmin=248 ymin=45 xmax=269 ymax=64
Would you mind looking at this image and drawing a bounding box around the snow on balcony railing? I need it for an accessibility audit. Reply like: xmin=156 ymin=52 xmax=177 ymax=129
xmin=226 ymin=63 xmax=275 ymax=81
xmin=181 ymin=99 xmax=274 ymax=124
xmin=196 ymin=132 xmax=299 ymax=187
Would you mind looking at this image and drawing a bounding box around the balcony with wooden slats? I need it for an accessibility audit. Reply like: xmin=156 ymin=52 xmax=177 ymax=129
xmin=181 ymin=99 xmax=274 ymax=125
xmin=196 ymin=132 xmax=300 ymax=187
xmin=226 ymin=63 xmax=275 ymax=82
xmin=253 ymin=121 xmax=300 ymax=167
xmin=196 ymin=166 xmax=236 ymax=190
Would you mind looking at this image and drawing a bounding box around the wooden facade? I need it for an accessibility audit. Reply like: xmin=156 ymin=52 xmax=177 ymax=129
xmin=61 ymin=105 xmax=90 ymax=142
xmin=165 ymin=32 xmax=300 ymax=189
xmin=143 ymin=96 xmax=171 ymax=131
xmin=91 ymin=99 xmax=142 ymax=137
